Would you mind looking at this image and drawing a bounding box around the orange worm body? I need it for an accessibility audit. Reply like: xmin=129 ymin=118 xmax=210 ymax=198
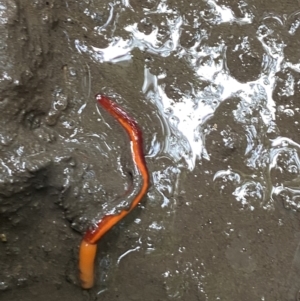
xmin=79 ymin=95 xmax=149 ymax=289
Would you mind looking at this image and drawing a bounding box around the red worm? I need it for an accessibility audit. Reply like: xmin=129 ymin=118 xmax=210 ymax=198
xmin=79 ymin=94 xmax=149 ymax=289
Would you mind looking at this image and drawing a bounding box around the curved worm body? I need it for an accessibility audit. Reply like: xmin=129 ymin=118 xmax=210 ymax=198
xmin=79 ymin=94 xmax=149 ymax=289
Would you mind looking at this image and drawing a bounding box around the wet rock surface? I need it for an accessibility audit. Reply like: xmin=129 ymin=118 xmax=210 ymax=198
xmin=0 ymin=1 xmax=132 ymax=298
xmin=1 ymin=0 xmax=300 ymax=300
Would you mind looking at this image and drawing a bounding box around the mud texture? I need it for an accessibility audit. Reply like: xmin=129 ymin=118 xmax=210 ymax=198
xmin=1 ymin=0 xmax=300 ymax=301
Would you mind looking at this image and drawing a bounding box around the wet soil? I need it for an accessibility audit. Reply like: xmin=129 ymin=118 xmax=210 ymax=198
xmin=2 ymin=0 xmax=300 ymax=300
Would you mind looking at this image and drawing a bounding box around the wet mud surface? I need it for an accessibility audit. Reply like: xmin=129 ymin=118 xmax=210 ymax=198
xmin=2 ymin=0 xmax=300 ymax=300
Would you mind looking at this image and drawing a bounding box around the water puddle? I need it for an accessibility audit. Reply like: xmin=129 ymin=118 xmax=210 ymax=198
xmin=63 ymin=0 xmax=300 ymax=299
